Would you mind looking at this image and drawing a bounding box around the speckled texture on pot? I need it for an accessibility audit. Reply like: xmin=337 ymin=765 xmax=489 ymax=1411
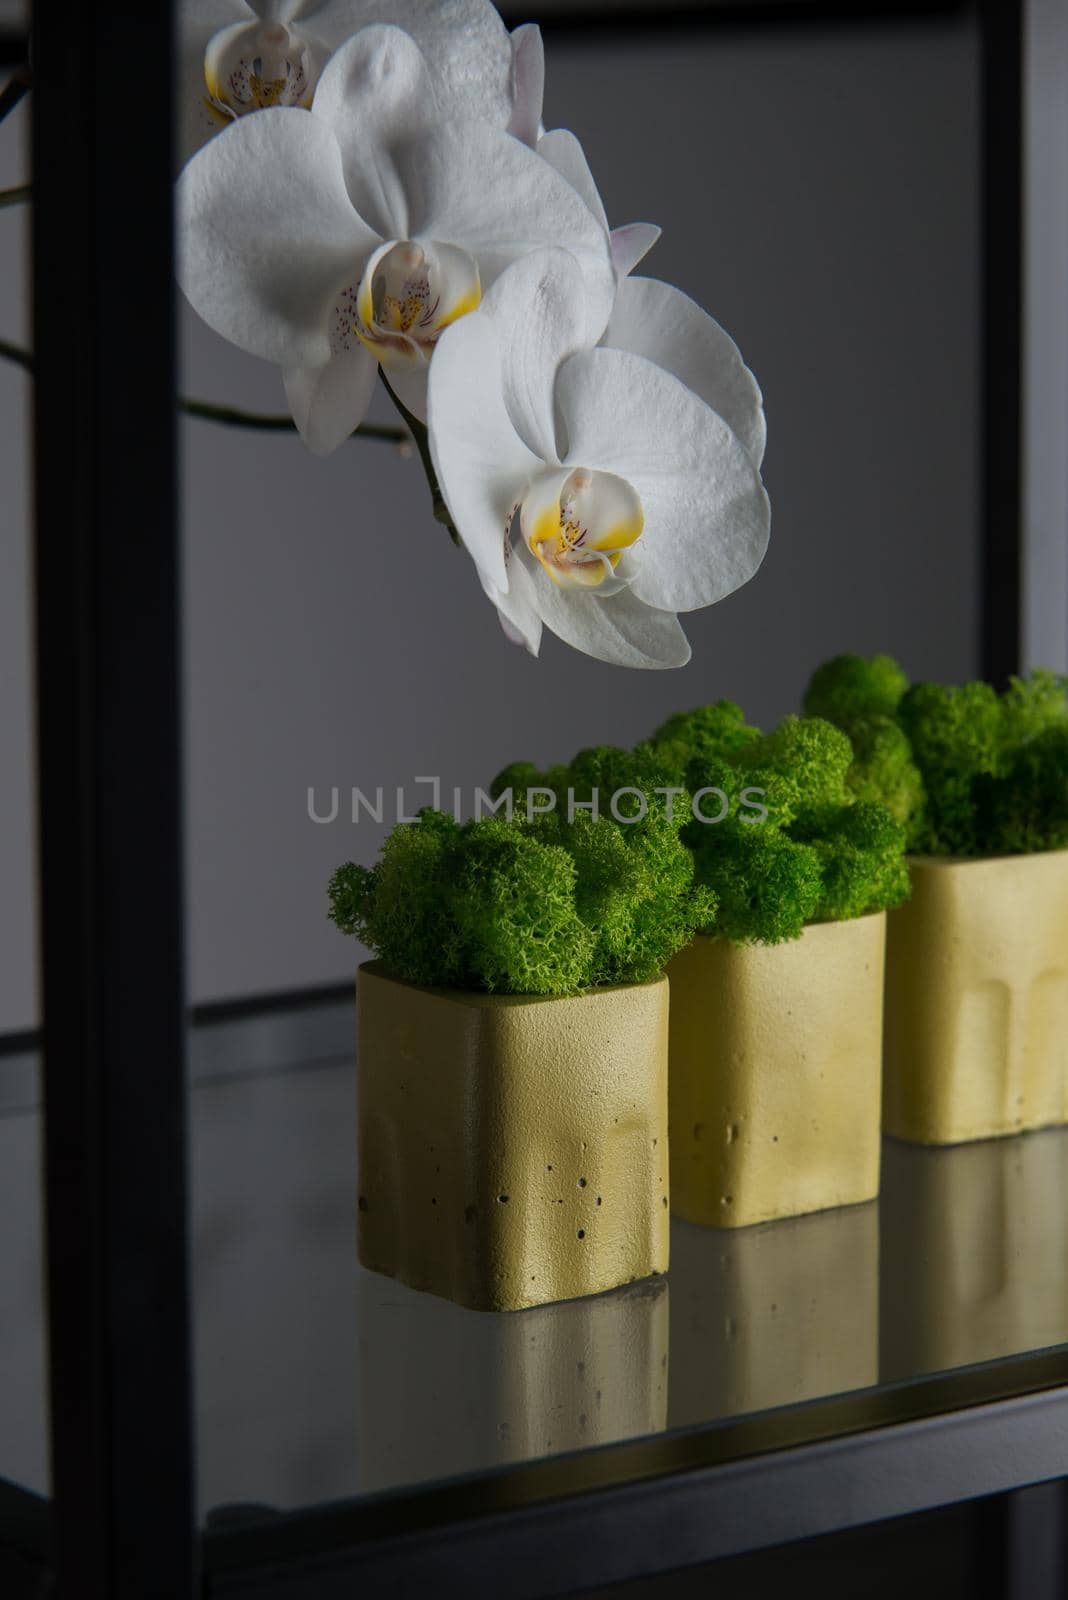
xmin=884 ymin=850 xmax=1068 ymax=1145
xmin=356 ymin=963 xmax=670 ymax=1312
xmin=667 ymin=914 xmax=886 ymax=1229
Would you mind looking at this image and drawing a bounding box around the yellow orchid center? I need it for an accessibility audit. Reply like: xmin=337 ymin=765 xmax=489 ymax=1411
xmin=203 ymin=22 xmax=317 ymax=127
xmin=344 ymin=240 xmax=482 ymax=371
xmin=521 ymin=468 xmax=644 ymax=591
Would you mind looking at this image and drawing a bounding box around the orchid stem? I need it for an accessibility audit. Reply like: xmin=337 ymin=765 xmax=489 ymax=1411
xmin=181 ymin=396 xmax=407 ymax=444
xmin=0 ymin=183 xmax=30 ymax=209
xmin=0 ymin=335 xmax=31 ymax=374
xmin=0 ymin=66 xmax=31 ymax=127
xmin=0 ymin=338 xmax=409 ymax=445
xmin=380 ymin=372 xmax=461 ymax=546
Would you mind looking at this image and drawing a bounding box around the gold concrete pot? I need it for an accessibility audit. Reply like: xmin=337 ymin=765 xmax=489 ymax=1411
xmin=356 ymin=962 xmax=670 ymax=1312
xmin=883 ymin=850 xmax=1068 ymax=1145
xmin=666 ymin=913 xmax=886 ymax=1228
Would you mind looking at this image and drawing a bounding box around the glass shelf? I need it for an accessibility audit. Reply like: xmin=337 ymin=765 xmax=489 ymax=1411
xmin=5 ymin=1003 xmax=1068 ymax=1531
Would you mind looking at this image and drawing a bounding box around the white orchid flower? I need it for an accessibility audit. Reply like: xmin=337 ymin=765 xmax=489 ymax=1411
xmin=501 ymin=23 xmax=660 ymax=282
xmin=179 ymin=0 xmax=515 ymax=163
xmin=177 ymin=25 xmax=616 ymax=456
xmin=428 ymin=249 xmax=770 ymax=669
xmin=505 ymin=23 xmax=544 ymax=148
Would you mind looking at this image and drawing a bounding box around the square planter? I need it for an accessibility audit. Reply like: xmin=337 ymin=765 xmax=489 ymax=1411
xmin=883 ymin=850 xmax=1068 ymax=1145
xmin=666 ymin=913 xmax=886 ymax=1228
xmin=356 ymin=962 xmax=670 ymax=1311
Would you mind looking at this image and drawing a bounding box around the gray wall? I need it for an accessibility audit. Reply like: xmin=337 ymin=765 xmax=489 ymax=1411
xmin=1 ymin=15 xmax=982 ymax=1024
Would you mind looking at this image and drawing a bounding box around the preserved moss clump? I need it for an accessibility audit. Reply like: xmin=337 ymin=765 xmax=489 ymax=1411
xmin=687 ymin=823 xmax=824 ymax=944
xmin=329 ymin=784 xmax=713 ymax=994
xmin=805 ymin=655 xmax=1068 ymax=856
xmin=803 ymin=653 xmax=909 ymax=725
xmin=646 ymin=700 xmax=762 ymax=780
xmin=489 ymin=714 xmax=909 ymax=951
xmin=897 ymin=681 xmax=1002 ymax=854
xmin=803 ymin=654 xmax=925 ymax=828
xmin=790 ymin=801 xmax=911 ymax=924
xmin=973 ymin=725 xmax=1068 ymax=856
xmin=676 ymin=714 xmax=909 ymax=942
xmin=329 ymin=811 xmax=594 ymax=994
xmin=734 ymin=715 xmax=854 ymax=819
xmin=532 ymin=807 xmax=716 ymax=985
xmin=836 ymin=715 xmax=925 ymax=827
xmin=1000 ymin=669 xmax=1068 ymax=748
xmin=490 ymin=741 xmax=679 ymax=813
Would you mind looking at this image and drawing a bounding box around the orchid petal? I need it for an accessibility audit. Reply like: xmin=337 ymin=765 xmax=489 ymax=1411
xmin=474 ymin=248 xmax=589 ymax=464
xmin=506 ymin=24 xmax=545 ymax=147
xmin=177 ymin=107 xmax=377 ymax=368
xmin=609 ymin=222 xmax=661 ymax=279
xmin=603 ymin=276 xmax=767 ymax=467
xmin=409 ymin=129 xmax=616 ymax=346
xmin=537 ymin=133 xmax=661 ymax=283
xmin=283 ymin=345 xmax=378 ymax=455
xmin=515 ymin=543 xmax=691 ymax=669
xmin=555 ymin=347 xmax=771 ymax=613
xmin=309 ymin=0 xmax=513 ymax=126
xmin=536 ymin=128 xmax=608 ymax=233
xmin=310 ymin=26 xmax=433 ymax=238
xmin=428 ymin=311 xmax=543 ymax=593
xmin=481 ymin=562 xmax=543 ymax=656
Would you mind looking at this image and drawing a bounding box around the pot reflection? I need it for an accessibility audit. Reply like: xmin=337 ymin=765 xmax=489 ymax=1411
xmin=668 ymin=1203 xmax=878 ymax=1424
xmin=355 ymin=1273 xmax=668 ymax=1493
xmin=881 ymin=1128 xmax=1068 ymax=1378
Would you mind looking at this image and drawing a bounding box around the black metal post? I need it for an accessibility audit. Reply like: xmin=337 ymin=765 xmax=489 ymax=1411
xmin=32 ymin=4 xmax=195 ymax=1597
xmin=979 ymin=0 xmax=1024 ymax=683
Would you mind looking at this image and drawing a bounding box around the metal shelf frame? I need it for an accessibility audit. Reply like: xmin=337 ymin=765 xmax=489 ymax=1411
xmin=2 ymin=0 xmax=1064 ymax=1596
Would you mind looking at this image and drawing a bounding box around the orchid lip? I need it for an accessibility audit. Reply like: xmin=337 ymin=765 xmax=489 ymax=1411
xmin=520 ymin=466 xmax=644 ymax=593
xmin=203 ymin=19 xmax=317 ymax=124
xmin=348 ymin=239 xmax=482 ymax=370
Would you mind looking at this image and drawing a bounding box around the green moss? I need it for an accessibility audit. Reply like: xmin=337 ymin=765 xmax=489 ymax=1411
xmin=803 ymin=653 xmax=910 ymax=725
xmin=681 ymin=751 xmax=791 ymax=831
xmin=687 ymin=822 xmax=823 ymax=944
xmin=533 ymin=806 xmax=716 ymax=983
xmin=974 ymin=725 xmax=1068 ymax=855
xmin=789 ymin=801 xmax=911 ymax=922
xmin=999 ymin=670 xmax=1068 ymax=750
xmin=484 ymin=711 xmax=910 ymax=952
xmin=446 ymin=820 xmax=597 ymax=994
xmin=839 ymin=715 xmax=926 ymax=830
xmin=329 ymin=811 xmax=594 ymax=994
xmin=897 ymin=681 xmax=1002 ymax=855
xmin=802 ymin=655 xmax=926 ymax=836
xmin=733 ymin=714 xmax=853 ymax=820
xmin=489 ymin=759 xmax=570 ymax=807
xmin=330 ymin=774 xmax=713 ymax=994
xmin=805 ymin=655 xmax=1068 ymax=857
xmin=491 ymin=743 xmax=684 ymax=817
xmin=646 ymin=700 xmax=762 ymax=780
xmin=680 ymin=713 xmax=907 ymax=941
